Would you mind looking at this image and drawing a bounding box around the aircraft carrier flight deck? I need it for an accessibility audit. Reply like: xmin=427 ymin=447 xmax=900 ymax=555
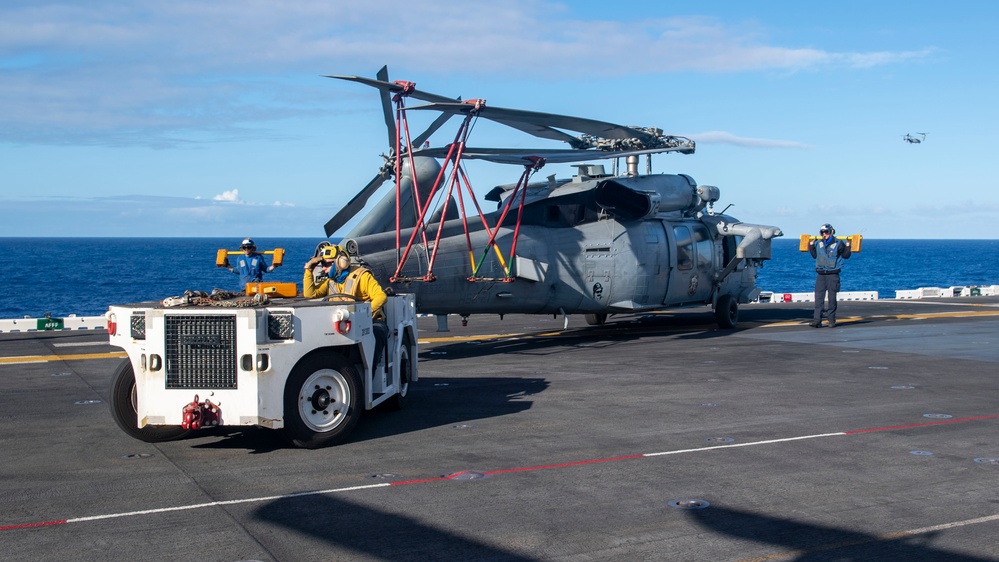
xmin=1 ymin=297 xmax=998 ymax=561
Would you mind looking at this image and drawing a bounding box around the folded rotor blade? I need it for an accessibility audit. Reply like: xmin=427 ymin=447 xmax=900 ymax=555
xmin=323 ymin=171 xmax=391 ymax=237
xmin=484 ymin=117 xmax=583 ymax=147
xmin=376 ymin=66 xmax=395 ymax=148
xmin=326 ymin=74 xmax=457 ymax=105
xmin=412 ymin=145 xmax=693 ymax=165
xmin=331 ymin=68 xmax=460 ymax=150
xmin=406 ymin=102 xmax=581 ymax=146
xmin=407 ymin=103 xmax=660 ymax=145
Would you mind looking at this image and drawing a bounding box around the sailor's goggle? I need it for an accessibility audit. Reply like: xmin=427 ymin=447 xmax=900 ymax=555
xmin=820 ymin=229 xmax=831 ymax=234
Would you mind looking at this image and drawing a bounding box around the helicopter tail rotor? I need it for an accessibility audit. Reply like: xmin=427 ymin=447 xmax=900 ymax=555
xmin=323 ymin=164 xmax=394 ymax=237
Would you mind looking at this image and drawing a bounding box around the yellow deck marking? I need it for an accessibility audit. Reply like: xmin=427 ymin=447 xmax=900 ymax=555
xmin=4 ymin=308 xmax=996 ymax=362
xmin=762 ymin=308 xmax=999 ymax=328
xmin=0 ymin=351 xmax=127 ymax=365
xmin=420 ymin=331 xmax=564 ymax=344
xmin=882 ymin=309 xmax=999 ymax=319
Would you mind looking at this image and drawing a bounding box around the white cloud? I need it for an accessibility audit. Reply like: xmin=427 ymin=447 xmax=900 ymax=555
xmin=0 ymin=2 xmax=935 ymax=148
xmin=213 ymin=189 xmax=241 ymax=202
xmin=208 ymin=189 xmax=295 ymax=206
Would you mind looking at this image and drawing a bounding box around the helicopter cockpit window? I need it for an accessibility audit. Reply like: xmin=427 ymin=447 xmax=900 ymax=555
xmin=673 ymin=226 xmax=693 ymax=270
xmin=693 ymin=224 xmax=712 ymax=270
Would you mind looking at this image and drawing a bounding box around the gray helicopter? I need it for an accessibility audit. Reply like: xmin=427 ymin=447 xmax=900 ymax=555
xmin=323 ymin=67 xmax=783 ymax=330
xmin=903 ymin=132 xmax=927 ymax=144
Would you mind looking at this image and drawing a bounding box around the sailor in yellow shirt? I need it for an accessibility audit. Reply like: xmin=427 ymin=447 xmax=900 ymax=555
xmin=303 ymin=244 xmax=389 ymax=368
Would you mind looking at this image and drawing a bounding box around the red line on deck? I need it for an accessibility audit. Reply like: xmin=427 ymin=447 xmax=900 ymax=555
xmin=3 ymin=414 xmax=997 ymax=532
xmin=0 ymin=520 xmax=67 ymax=531
xmin=844 ymin=414 xmax=999 ymax=434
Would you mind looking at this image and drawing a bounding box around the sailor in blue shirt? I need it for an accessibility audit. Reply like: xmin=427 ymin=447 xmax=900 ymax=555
xmin=227 ymin=238 xmax=277 ymax=291
xmin=808 ymin=224 xmax=852 ymax=328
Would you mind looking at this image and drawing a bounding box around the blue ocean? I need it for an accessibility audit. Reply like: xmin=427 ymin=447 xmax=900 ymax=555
xmin=1 ymin=237 xmax=997 ymax=319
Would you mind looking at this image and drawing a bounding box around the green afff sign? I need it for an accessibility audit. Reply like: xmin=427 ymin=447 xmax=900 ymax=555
xmin=37 ymin=318 xmax=64 ymax=330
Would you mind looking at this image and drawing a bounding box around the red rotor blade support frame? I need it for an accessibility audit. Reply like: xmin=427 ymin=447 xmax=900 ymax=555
xmin=386 ymin=88 xmax=542 ymax=284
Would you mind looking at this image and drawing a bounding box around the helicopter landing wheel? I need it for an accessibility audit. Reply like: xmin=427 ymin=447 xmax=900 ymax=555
xmin=715 ymin=294 xmax=739 ymax=329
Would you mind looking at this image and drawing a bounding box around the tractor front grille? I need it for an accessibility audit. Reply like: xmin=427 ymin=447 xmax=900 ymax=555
xmin=164 ymin=314 xmax=237 ymax=389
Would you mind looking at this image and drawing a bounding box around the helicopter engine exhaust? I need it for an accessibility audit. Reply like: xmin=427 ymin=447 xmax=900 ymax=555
xmin=594 ymin=174 xmax=712 ymax=220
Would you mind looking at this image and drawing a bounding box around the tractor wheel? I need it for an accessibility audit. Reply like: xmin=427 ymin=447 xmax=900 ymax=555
xmin=283 ymin=352 xmax=362 ymax=448
xmin=109 ymin=359 xmax=191 ymax=443
xmin=385 ymin=334 xmax=414 ymax=411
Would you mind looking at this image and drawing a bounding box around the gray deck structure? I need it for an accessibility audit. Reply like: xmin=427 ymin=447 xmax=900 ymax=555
xmin=1 ymin=298 xmax=998 ymax=561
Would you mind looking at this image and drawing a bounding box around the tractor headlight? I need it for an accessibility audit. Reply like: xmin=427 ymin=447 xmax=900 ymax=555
xmin=130 ymin=313 xmax=146 ymax=340
xmin=268 ymin=312 xmax=294 ymax=340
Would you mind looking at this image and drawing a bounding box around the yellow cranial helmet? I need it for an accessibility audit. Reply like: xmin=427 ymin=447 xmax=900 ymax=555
xmin=321 ymin=244 xmax=350 ymax=273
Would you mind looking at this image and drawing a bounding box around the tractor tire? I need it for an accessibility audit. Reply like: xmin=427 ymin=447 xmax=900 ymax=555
xmin=109 ymin=359 xmax=191 ymax=443
xmin=283 ymin=352 xmax=362 ymax=448
xmin=385 ymin=334 xmax=415 ymax=411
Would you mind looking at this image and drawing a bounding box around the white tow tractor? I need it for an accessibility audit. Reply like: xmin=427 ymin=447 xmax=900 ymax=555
xmin=106 ymin=293 xmax=417 ymax=448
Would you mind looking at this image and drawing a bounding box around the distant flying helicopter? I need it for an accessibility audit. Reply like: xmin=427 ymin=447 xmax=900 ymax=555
xmin=903 ymin=132 xmax=927 ymax=144
xmin=322 ymin=67 xmax=783 ymax=330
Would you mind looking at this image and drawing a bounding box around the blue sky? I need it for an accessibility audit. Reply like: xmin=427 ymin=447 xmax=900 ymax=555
xmin=2 ymin=1 xmax=996 ymax=239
